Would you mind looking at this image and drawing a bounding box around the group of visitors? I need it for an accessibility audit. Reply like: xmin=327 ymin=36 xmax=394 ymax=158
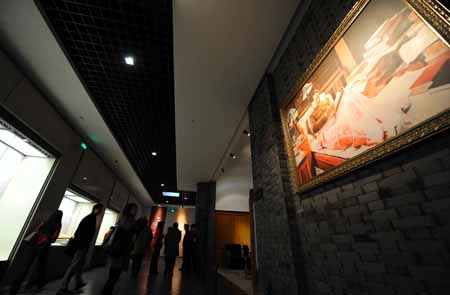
xmin=8 ymin=203 xmax=199 ymax=295
xmin=161 ymin=222 xmax=199 ymax=277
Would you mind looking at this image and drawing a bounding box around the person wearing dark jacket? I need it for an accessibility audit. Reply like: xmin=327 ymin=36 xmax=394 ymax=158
xmin=102 ymin=203 xmax=138 ymax=295
xmin=164 ymin=222 xmax=181 ymax=277
xmin=131 ymin=217 xmax=152 ymax=277
xmin=149 ymin=221 xmax=164 ymax=275
xmin=180 ymin=224 xmax=193 ymax=272
xmin=9 ymin=210 xmax=63 ymax=295
xmin=56 ymin=204 xmax=104 ymax=295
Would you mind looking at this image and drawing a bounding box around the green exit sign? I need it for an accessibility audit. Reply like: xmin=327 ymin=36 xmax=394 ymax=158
xmin=81 ymin=142 xmax=88 ymax=150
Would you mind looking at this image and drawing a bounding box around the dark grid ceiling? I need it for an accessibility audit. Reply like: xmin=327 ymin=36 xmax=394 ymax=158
xmin=36 ymin=0 xmax=178 ymax=203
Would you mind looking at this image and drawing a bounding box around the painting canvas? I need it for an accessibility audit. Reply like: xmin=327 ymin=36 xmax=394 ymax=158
xmin=285 ymin=0 xmax=450 ymax=186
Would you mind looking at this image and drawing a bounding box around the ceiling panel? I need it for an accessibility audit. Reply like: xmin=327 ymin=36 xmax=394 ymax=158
xmin=36 ymin=0 xmax=176 ymax=202
xmin=173 ymin=0 xmax=300 ymax=191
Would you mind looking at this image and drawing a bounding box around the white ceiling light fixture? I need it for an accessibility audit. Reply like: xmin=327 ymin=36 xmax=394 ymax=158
xmin=152 ymin=152 xmax=157 ymax=156
xmin=160 ymin=183 xmax=165 ymax=187
xmin=124 ymin=56 xmax=135 ymax=66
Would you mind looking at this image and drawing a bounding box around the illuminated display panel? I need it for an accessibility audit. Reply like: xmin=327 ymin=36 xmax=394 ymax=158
xmin=0 ymin=120 xmax=55 ymax=261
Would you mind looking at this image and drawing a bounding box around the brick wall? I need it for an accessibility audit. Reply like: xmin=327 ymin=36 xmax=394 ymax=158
xmin=249 ymin=0 xmax=450 ymax=294
xmin=296 ymin=135 xmax=450 ymax=295
xmin=249 ymin=77 xmax=301 ymax=295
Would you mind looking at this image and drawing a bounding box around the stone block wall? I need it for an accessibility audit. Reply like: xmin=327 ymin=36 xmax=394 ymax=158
xmin=296 ymin=135 xmax=450 ymax=295
xmin=248 ymin=0 xmax=450 ymax=294
xmin=249 ymin=77 xmax=301 ymax=295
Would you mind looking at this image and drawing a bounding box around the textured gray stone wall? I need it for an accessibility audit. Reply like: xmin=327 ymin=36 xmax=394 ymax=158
xmin=249 ymin=0 xmax=450 ymax=294
xmin=295 ymin=136 xmax=450 ymax=295
xmin=249 ymin=77 xmax=298 ymax=295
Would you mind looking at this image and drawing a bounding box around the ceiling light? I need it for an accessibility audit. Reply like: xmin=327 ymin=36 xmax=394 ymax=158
xmin=161 ymin=183 xmax=165 ymax=187
xmin=243 ymin=130 xmax=251 ymax=137
xmin=230 ymin=153 xmax=237 ymax=159
xmin=165 ymin=201 xmax=169 ymax=204
xmin=124 ymin=56 xmax=135 ymax=65
xmin=83 ymin=177 xmax=88 ymax=181
xmin=152 ymin=152 xmax=157 ymax=156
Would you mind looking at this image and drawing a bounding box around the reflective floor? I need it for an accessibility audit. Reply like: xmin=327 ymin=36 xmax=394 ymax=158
xmin=3 ymin=258 xmax=205 ymax=295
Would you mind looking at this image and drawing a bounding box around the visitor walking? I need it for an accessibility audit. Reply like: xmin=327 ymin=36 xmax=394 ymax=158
xmin=131 ymin=217 xmax=152 ymax=277
xmin=149 ymin=221 xmax=164 ymax=275
xmin=9 ymin=210 xmax=63 ymax=294
xmin=180 ymin=224 xmax=193 ymax=272
xmin=56 ymin=204 xmax=104 ymax=295
xmin=163 ymin=222 xmax=181 ymax=277
xmin=102 ymin=203 xmax=138 ymax=295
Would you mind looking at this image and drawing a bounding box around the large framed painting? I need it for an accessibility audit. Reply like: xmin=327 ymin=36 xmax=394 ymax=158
xmin=282 ymin=0 xmax=450 ymax=193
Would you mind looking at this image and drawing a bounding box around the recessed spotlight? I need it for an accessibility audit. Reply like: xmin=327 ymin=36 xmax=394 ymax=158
xmin=124 ymin=56 xmax=135 ymax=65
xmin=243 ymin=130 xmax=251 ymax=137
xmin=230 ymin=153 xmax=237 ymax=159
xmin=152 ymin=152 xmax=157 ymax=156
xmin=161 ymin=183 xmax=165 ymax=187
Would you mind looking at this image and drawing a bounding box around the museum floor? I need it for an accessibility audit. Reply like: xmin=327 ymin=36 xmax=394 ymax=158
xmin=1 ymin=258 xmax=205 ymax=295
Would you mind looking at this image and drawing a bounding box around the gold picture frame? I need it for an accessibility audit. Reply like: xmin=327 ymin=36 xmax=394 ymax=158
xmin=281 ymin=0 xmax=450 ymax=194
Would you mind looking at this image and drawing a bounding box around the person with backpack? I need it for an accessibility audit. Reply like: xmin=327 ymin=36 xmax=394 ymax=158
xmin=56 ymin=203 xmax=104 ymax=295
xmin=102 ymin=203 xmax=138 ymax=295
xmin=9 ymin=210 xmax=63 ymax=294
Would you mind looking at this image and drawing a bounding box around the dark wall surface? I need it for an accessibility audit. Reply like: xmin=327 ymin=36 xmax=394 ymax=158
xmin=196 ymin=181 xmax=217 ymax=294
xmin=248 ymin=0 xmax=450 ymax=294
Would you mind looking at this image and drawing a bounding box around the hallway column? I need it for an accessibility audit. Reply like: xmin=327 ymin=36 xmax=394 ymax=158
xmin=195 ymin=181 xmax=216 ymax=292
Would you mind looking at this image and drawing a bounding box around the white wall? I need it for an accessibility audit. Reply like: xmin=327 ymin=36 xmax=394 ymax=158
xmin=96 ymin=209 xmax=118 ymax=245
xmin=215 ymin=116 xmax=253 ymax=212
xmin=0 ymin=156 xmax=54 ymax=260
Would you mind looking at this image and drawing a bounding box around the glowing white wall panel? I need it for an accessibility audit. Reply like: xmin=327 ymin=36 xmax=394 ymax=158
xmin=0 ymin=155 xmax=54 ymax=260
